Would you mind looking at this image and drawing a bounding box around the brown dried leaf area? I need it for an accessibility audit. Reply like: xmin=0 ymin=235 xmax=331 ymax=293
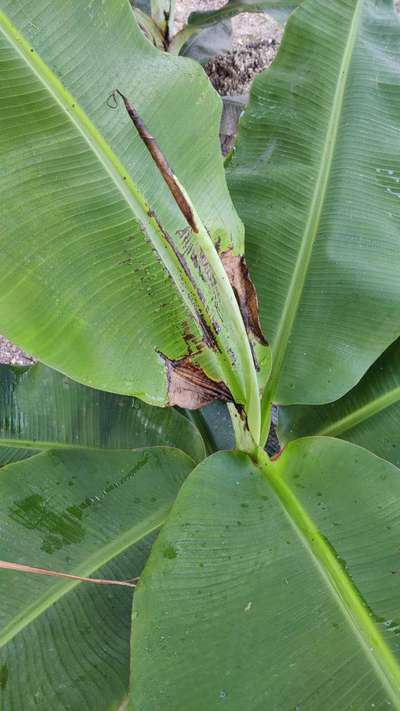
xmin=111 ymin=90 xmax=198 ymax=234
xmin=112 ymin=87 xmax=268 ymax=411
xmin=162 ymin=249 xmax=267 ymax=410
xmin=0 ymin=89 xmax=267 ymax=419
xmin=221 ymin=249 xmax=267 ymax=348
xmin=164 ymin=357 xmax=231 ymax=408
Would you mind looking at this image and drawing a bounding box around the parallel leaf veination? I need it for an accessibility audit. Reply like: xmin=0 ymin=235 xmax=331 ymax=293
xmin=261 ymin=0 xmax=363 ymax=437
xmin=0 ymin=9 xmax=260 ymax=437
xmin=258 ymin=447 xmax=400 ymax=707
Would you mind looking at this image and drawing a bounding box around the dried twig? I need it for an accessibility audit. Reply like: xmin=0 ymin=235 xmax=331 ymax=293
xmin=0 ymin=560 xmax=138 ymax=588
xmin=108 ymin=89 xmax=198 ymax=233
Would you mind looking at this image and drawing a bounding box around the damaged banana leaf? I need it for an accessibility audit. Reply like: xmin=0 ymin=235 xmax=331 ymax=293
xmin=0 ymin=1 xmax=270 ymax=441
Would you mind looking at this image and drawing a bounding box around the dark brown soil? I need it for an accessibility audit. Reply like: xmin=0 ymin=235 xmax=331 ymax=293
xmin=205 ymin=37 xmax=280 ymax=96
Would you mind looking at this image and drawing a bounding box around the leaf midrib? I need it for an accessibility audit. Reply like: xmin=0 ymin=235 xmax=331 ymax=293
xmin=259 ymin=448 xmax=400 ymax=707
xmin=0 ymin=437 xmax=205 ymax=464
xmin=0 ymin=438 xmax=125 ymax=452
xmin=261 ymin=0 xmax=363 ymax=430
xmin=0 ymin=10 xmax=202 ymax=325
xmin=0 ymin=9 xmax=261 ymax=434
xmin=316 ymin=385 xmax=400 ymax=437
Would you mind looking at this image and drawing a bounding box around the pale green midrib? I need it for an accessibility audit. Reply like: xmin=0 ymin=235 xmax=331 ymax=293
xmin=258 ymin=452 xmax=400 ymax=707
xmin=168 ymin=25 xmax=198 ymax=54
xmin=261 ymin=0 xmax=363 ymax=432
xmin=0 ymin=437 xmax=204 ymax=462
xmin=0 ymin=10 xmax=259 ymax=431
xmin=315 ymin=386 xmax=400 ymax=437
xmin=0 ymin=515 xmax=165 ymax=648
xmin=0 ymin=438 xmax=132 ymax=452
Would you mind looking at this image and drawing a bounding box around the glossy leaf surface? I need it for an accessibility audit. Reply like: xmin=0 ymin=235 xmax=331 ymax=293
xmin=0 ymin=363 xmax=205 ymax=463
xmin=132 ymin=7 xmax=166 ymax=50
xmin=279 ymin=338 xmax=400 ymax=467
xmin=0 ymin=1 xmax=264 ymax=437
xmin=0 ymin=446 xmax=193 ymax=710
xmin=131 ymin=441 xmax=400 ymax=709
xmin=227 ymin=0 xmax=400 ymax=426
xmin=183 ymin=401 xmax=235 ymax=454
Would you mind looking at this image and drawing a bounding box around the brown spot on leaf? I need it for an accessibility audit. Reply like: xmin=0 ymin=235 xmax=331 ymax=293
xmin=221 ymin=249 xmax=267 ymax=346
xmin=161 ymin=354 xmax=231 ymax=409
xmin=181 ymin=320 xmax=202 ymax=357
xmin=147 ymin=208 xmax=218 ymax=351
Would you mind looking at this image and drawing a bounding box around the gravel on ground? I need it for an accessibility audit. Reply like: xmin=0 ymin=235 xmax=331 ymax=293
xmin=0 ymin=336 xmax=34 ymax=366
xmin=175 ymin=0 xmax=282 ymax=94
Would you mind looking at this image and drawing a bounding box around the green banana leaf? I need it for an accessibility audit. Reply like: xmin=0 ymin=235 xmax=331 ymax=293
xmin=267 ymin=8 xmax=297 ymax=22
xmin=132 ymin=7 xmax=166 ymax=50
xmin=0 ymin=363 xmax=205 ymax=464
xmin=187 ymin=0 xmax=301 ymax=27
xmin=0 ymin=445 xmax=28 ymax=468
xmin=134 ymin=0 xmax=176 ymax=37
xmin=279 ymin=338 xmax=400 ymax=467
xmin=151 ymin=0 xmax=176 ymax=35
xmin=0 ymin=1 xmax=266 ymax=440
xmin=226 ymin=0 xmax=400 ymax=432
xmin=0 ymin=446 xmax=193 ymax=710
xmin=131 ymin=440 xmax=400 ymax=709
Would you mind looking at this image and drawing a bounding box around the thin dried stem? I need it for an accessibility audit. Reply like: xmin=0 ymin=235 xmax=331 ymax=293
xmin=0 ymin=560 xmax=138 ymax=588
xmin=111 ymin=89 xmax=198 ymax=233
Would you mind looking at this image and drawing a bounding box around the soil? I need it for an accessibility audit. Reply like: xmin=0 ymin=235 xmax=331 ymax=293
xmin=175 ymin=0 xmax=282 ymax=95
xmin=205 ymin=34 xmax=280 ymax=96
xmin=0 ymin=337 xmax=34 ymax=366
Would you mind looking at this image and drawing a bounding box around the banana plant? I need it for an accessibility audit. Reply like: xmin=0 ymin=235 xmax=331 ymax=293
xmin=1 ymin=0 xmax=400 ymax=709
xmin=133 ymin=0 xmax=299 ymax=62
xmin=279 ymin=337 xmax=400 ymax=467
xmin=0 ymin=363 xmax=205 ymax=465
xmin=226 ymin=0 xmax=400 ymax=441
